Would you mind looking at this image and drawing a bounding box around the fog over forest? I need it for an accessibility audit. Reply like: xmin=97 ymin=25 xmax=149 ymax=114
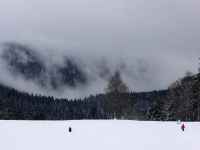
xmin=0 ymin=0 xmax=199 ymax=99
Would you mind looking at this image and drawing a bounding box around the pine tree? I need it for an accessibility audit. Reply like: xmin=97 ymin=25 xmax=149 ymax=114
xmin=24 ymin=104 xmax=34 ymax=120
xmin=4 ymin=101 xmax=14 ymax=120
xmin=147 ymin=97 xmax=166 ymax=121
xmin=15 ymin=108 xmax=24 ymax=120
xmin=38 ymin=109 xmax=45 ymax=120
xmin=165 ymin=102 xmax=175 ymax=121
xmin=0 ymin=98 xmax=5 ymax=119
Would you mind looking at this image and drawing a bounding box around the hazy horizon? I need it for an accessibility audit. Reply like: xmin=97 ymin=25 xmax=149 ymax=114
xmin=0 ymin=0 xmax=199 ymax=99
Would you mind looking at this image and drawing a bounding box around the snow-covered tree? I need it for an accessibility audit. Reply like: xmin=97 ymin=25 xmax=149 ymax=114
xmin=147 ymin=97 xmax=166 ymax=121
xmin=160 ymin=71 xmax=196 ymax=121
xmin=24 ymin=104 xmax=34 ymax=120
xmin=0 ymin=98 xmax=5 ymax=119
xmin=4 ymin=101 xmax=14 ymax=120
xmin=192 ymin=59 xmax=200 ymax=121
xmin=15 ymin=107 xmax=24 ymax=120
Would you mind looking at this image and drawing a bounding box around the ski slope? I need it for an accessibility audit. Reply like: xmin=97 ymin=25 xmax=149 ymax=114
xmin=0 ymin=120 xmax=199 ymax=150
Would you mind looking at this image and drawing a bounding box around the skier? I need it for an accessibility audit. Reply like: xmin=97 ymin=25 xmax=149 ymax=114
xmin=177 ymin=116 xmax=181 ymax=124
xmin=69 ymin=127 xmax=72 ymax=132
xmin=181 ymin=124 xmax=185 ymax=131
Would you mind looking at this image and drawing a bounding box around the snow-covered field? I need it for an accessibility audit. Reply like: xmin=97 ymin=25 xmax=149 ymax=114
xmin=0 ymin=120 xmax=199 ymax=150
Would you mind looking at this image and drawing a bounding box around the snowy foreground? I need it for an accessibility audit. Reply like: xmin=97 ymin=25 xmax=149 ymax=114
xmin=0 ymin=120 xmax=200 ymax=150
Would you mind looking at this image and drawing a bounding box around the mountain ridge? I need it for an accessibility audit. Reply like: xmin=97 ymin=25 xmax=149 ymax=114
xmin=1 ymin=43 xmax=88 ymax=89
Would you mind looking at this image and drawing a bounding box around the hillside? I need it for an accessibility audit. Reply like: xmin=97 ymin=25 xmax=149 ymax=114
xmin=1 ymin=43 xmax=87 ymax=89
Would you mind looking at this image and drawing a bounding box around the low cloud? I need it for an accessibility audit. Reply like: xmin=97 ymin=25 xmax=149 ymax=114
xmin=0 ymin=0 xmax=199 ymax=99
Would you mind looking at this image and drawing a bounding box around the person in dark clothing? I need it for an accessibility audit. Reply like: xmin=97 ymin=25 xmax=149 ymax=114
xmin=181 ymin=124 xmax=185 ymax=131
xmin=69 ymin=127 xmax=72 ymax=132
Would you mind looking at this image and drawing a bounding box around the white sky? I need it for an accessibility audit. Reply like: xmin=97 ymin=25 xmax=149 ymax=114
xmin=0 ymin=0 xmax=200 ymax=98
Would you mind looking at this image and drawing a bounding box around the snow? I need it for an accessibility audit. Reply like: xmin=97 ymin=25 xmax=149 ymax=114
xmin=0 ymin=120 xmax=200 ymax=150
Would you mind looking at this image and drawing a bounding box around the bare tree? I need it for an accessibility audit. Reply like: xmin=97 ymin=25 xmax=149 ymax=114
xmin=193 ymin=59 xmax=200 ymax=121
xmin=161 ymin=71 xmax=196 ymax=121
xmin=101 ymin=70 xmax=130 ymax=119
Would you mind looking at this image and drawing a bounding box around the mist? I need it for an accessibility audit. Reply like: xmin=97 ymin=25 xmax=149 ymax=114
xmin=0 ymin=0 xmax=199 ymax=99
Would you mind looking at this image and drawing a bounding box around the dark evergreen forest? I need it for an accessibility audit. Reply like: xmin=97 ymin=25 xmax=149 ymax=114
xmin=0 ymin=83 xmax=166 ymax=120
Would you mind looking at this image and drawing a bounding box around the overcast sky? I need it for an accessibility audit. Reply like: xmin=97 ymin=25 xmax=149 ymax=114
xmin=0 ymin=0 xmax=200 ymax=99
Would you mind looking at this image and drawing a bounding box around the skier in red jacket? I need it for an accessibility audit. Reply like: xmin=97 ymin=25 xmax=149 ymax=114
xmin=181 ymin=124 xmax=185 ymax=131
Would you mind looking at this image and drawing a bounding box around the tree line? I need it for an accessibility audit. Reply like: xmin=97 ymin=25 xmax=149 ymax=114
xmin=4 ymin=66 xmax=199 ymax=122
xmin=0 ymin=81 xmax=165 ymax=120
xmin=147 ymin=70 xmax=200 ymax=121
